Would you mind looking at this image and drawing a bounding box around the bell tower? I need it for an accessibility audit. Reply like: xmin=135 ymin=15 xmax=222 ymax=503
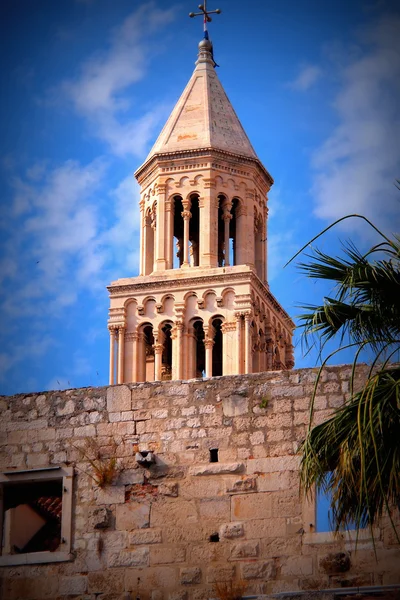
xmin=107 ymin=20 xmax=294 ymax=384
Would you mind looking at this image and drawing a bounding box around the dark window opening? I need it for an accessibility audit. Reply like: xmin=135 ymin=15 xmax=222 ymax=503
xmin=209 ymin=448 xmax=219 ymax=463
xmin=161 ymin=323 xmax=172 ymax=381
xmin=209 ymin=533 xmax=220 ymax=542
xmin=212 ymin=318 xmax=223 ymax=377
xmin=173 ymin=196 xmax=184 ymax=269
xmin=2 ymin=479 xmax=62 ymax=555
xmin=193 ymin=320 xmax=205 ymax=378
xmin=189 ymin=195 xmax=200 ymax=267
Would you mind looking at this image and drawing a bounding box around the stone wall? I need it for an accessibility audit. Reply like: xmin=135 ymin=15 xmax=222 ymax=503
xmin=0 ymin=365 xmax=399 ymax=600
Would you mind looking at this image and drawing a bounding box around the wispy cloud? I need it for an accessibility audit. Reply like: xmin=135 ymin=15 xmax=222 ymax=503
xmin=60 ymin=2 xmax=177 ymax=157
xmin=288 ymin=65 xmax=322 ymax=91
xmin=311 ymin=15 xmax=400 ymax=238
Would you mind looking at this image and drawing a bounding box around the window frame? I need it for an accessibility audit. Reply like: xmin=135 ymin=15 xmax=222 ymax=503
xmin=0 ymin=465 xmax=73 ymax=566
xmin=302 ymin=487 xmax=376 ymax=545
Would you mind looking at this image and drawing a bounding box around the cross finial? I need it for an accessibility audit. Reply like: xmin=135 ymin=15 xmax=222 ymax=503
xmin=189 ymin=2 xmax=221 ymax=39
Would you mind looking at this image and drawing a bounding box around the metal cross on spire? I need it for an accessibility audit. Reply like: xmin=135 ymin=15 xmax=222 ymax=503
xmin=189 ymin=2 xmax=221 ymax=40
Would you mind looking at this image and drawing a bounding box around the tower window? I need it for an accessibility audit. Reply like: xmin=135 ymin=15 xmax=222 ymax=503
xmin=209 ymin=448 xmax=219 ymax=463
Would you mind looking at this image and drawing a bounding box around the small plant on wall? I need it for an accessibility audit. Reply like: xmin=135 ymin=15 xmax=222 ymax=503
xmin=73 ymin=437 xmax=122 ymax=488
xmin=214 ymin=580 xmax=247 ymax=600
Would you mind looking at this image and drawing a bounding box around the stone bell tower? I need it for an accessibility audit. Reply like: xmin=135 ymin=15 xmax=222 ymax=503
xmin=107 ymin=31 xmax=294 ymax=385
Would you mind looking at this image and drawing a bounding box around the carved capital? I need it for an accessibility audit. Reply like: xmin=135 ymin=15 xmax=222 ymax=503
xmin=204 ymin=339 xmax=214 ymax=349
xmin=181 ymin=210 xmax=192 ymax=221
xmin=156 ymin=303 xmax=163 ymax=314
xmin=153 ymin=343 xmax=164 ymax=354
xmin=216 ymin=296 xmax=223 ymax=308
xmin=137 ymin=306 xmax=145 ymax=316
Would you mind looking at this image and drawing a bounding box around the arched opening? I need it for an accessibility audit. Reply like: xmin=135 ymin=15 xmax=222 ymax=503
xmin=212 ymin=318 xmax=223 ymax=376
xmin=217 ymin=195 xmax=226 ymax=267
xmin=161 ymin=322 xmax=172 ymax=380
xmin=173 ymin=195 xmax=184 ymax=268
xmin=142 ymin=324 xmax=155 ymax=381
xmin=230 ymin=198 xmax=239 ymax=265
xmin=189 ymin=194 xmax=200 ymax=266
xmin=144 ymin=207 xmax=155 ymax=275
xmin=193 ymin=320 xmax=205 ymax=378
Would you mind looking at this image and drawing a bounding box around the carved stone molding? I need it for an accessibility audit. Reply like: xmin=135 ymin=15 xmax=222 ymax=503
xmin=221 ymin=321 xmax=236 ymax=333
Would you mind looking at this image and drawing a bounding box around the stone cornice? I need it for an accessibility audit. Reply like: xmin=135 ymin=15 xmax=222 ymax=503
xmin=135 ymin=147 xmax=273 ymax=189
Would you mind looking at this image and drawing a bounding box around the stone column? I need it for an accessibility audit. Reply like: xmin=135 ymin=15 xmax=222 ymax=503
xmin=132 ymin=333 xmax=138 ymax=382
xmin=235 ymin=204 xmax=247 ymax=266
xmin=176 ymin=321 xmax=184 ymax=379
xmin=181 ymin=200 xmax=191 ymax=268
xmin=204 ymin=339 xmax=214 ymax=378
xmin=244 ymin=313 xmax=252 ymax=374
xmin=117 ymin=327 xmax=125 ymax=384
xmin=154 ymin=343 xmax=163 ymax=380
xmin=222 ymin=200 xmax=232 ymax=266
xmin=235 ymin=315 xmax=242 ymax=374
xmin=155 ymin=183 xmax=167 ymax=271
xmin=200 ymin=179 xmax=218 ymax=268
xmin=109 ymin=328 xmax=116 ymax=385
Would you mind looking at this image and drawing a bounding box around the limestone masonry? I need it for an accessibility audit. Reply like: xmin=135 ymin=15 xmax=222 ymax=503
xmin=1 ymin=365 xmax=399 ymax=599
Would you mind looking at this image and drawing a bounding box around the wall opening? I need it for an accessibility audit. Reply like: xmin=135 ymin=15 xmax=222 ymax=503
xmin=193 ymin=320 xmax=205 ymax=378
xmin=173 ymin=196 xmax=184 ymax=269
xmin=209 ymin=533 xmax=220 ymax=542
xmin=161 ymin=322 xmax=172 ymax=381
xmin=217 ymin=195 xmax=226 ymax=267
xmin=209 ymin=448 xmax=219 ymax=463
xmin=212 ymin=318 xmax=223 ymax=377
xmin=189 ymin=194 xmax=200 ymax=267
xmin=143 ymin=324 xmax=155 ymax=381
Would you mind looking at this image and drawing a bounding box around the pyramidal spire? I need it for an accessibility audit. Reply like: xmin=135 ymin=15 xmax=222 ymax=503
xmin=142 ymin=4 xmax=258 ymax=165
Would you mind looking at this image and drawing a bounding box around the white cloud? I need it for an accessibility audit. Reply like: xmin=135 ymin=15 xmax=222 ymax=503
xmin=61 ymin=2 xmax=177 ymax=158
xmin=289 ymin=65 xmax=322 ymax=91
xmin=311 ymin=15 xmax=400 ymax=238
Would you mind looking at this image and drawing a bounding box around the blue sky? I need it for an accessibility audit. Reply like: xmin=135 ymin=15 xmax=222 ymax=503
xmin=0 ymin=0 xmax=399 ymax=396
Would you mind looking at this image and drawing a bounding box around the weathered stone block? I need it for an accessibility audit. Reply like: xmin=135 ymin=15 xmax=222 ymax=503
xmin=222 ymin=395 xmax=249 ymax=416
xmin=96 ymin=485 xmax=125 ymax=505
xmin=231 ymin=492 xmax=272 ymax=521
xmin=88 ymin=570 xmax=125 ymax=594
xmin=129 ymin=528 xmax=162 ymax=545
xmin=59 ymin=576 xmax=88 ymax=596
xmin=206 ymin=565 xmax=235 ymax=583
xmin=107 ymin=385 xmax=131 ymax=412
xmin=107 ymin=547 xmax=149 ymax=567
xmin=230 ymin=540 xmax=259 ymax=559
xmin=281 ymin=556 xmax=313 ymax=576
xmin=158 ymin=481 xmax=179 ymax=497
xmin=151 ymin=499 xmax=198 ymax=527
xmin=169 ymin=592 xmax=188 ymax=600
xmin=247 ymin=455 xmax=300 ymax=474
xmin=241 ymin=560 xmax=276 ymax=580
xmin=199 ymin=497 xmax=230 ymax=520
xmin=180 ymin=567 xmax=202 ymax=584
xmin=116 ymin=501 xmax=150 ymax=530
xmin=319 ymin=552 xmax=351 ymax=574
xmin=150 ymin=544 xmax=186 ymax=564
xmin=89 ymin=506 xmax=111 ymax=529
xmin=219 ymin=522 xmax=244 ymax=539
xmin=226 ymin=476 xmax=257 ymax=494
xmin=189 ymin=462 xmax=244 ymax=476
